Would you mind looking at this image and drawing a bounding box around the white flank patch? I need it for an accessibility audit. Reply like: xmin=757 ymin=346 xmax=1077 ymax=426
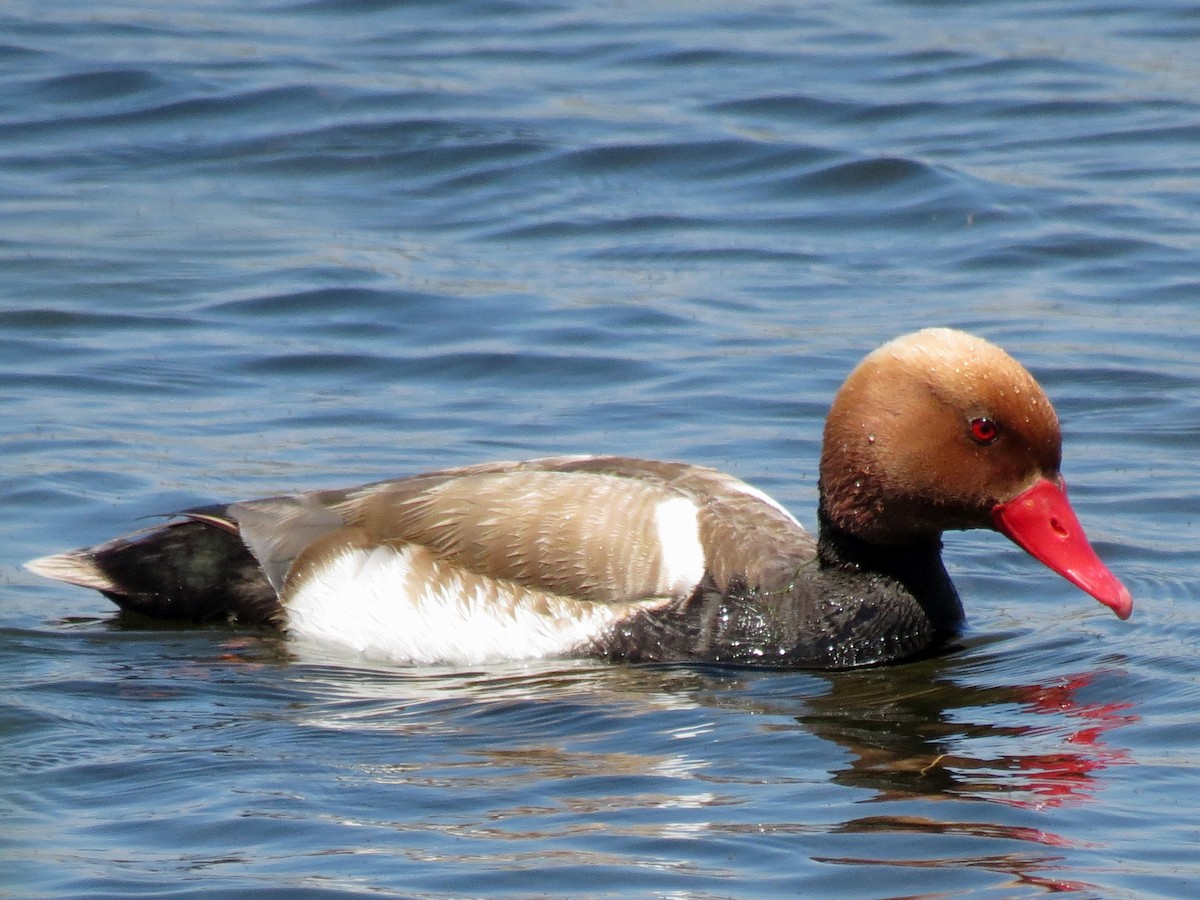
xmin=283 ymin=544 xmax=647 ymax=666
xmin=652 ymin=496 xmax=706 ymax=595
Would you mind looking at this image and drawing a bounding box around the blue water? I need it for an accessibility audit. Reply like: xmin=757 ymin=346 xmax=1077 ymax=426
xmin=3 ymin=1 xmax=1199 ymax=896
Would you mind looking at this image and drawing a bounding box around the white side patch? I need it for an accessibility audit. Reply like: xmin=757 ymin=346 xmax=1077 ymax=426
xmin=283 ymin=544 xmax=654 ymax=666
xmin=652 ymin=496 xmax=706 ymax=596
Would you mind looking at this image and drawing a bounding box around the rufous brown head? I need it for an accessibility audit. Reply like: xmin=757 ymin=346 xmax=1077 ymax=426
xmin=819 ymin=328 xmax=1131 ymax=619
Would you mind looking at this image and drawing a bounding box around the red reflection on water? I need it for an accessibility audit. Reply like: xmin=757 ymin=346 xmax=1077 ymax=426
xmin=996 ymin=673 xmax=1137 ymax=809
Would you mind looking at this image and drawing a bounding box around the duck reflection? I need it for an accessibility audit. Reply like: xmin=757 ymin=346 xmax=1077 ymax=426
xmin=796 ymin=652 xmax=1135 ymax=810
xmin=247 ymin=637 xmax=1135 ymax=892
xmin=271 ymin=637 xmax=1134 ymax=815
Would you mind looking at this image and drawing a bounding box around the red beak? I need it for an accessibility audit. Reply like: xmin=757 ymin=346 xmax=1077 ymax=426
xmin=992 ymin=478 xmax=1133 ymax=620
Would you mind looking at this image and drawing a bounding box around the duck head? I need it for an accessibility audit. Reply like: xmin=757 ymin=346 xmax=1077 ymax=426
xmin=819 ymin=327 xmax=1132 ymax=619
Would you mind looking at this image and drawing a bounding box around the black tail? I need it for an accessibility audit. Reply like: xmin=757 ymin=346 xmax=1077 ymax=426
xmin=26 ymin=519 xmax=281 ymax=626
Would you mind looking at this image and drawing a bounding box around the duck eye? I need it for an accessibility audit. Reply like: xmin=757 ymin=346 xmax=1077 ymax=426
xmin=969 ymin=416 xmax=1000 ymax=444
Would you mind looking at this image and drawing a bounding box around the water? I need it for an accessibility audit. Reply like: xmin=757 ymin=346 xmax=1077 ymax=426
xmin=3 ymin=1 xmax=1199 ymax=896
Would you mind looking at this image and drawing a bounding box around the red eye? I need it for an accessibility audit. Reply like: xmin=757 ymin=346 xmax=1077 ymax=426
xmin=970 ymin=416 xmax=1000 ymax=444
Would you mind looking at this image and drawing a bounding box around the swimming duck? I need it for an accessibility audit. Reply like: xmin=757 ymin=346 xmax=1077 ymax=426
xmin=25 ymin=327 xmax=1132 ymax=668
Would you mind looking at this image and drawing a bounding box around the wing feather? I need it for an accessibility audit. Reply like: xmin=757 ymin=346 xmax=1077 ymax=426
xmin=224 ymin=455 xmax=813 ymax=606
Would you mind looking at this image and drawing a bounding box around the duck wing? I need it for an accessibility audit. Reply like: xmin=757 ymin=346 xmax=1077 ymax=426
xmin=223 ymin=455 xmax=814 ymax=607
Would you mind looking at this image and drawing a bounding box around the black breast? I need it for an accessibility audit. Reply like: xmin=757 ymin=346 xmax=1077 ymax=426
xmin=593 ymin=519 xmax=964 ymax=669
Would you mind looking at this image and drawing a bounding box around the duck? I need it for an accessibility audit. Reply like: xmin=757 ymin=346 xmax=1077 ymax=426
xmin=25 ymin=327 xmax=1132 ymax=669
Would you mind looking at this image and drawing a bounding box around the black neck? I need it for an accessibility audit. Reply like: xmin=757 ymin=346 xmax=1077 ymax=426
xmin=816 ymin=505 xmax=964 ymax=632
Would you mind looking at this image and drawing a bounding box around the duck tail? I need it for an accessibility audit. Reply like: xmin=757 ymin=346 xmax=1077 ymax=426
xmin=25 ymin=516 xmax=281 ymax=626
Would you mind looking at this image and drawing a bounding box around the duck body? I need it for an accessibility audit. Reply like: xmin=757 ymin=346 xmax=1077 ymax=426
xmin=32 ymin=455 xmax=958 ymax=668
xmin=26 ymin=329 xmax=1131 ymax=669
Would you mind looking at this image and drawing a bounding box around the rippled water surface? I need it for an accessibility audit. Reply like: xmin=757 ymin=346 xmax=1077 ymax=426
xmin=4 ymin=2 xmax=1199 ymax=897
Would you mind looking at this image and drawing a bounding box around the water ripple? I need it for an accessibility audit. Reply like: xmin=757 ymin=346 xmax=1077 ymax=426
xmin=4 ymin=2 xmax=1200 ymax=897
